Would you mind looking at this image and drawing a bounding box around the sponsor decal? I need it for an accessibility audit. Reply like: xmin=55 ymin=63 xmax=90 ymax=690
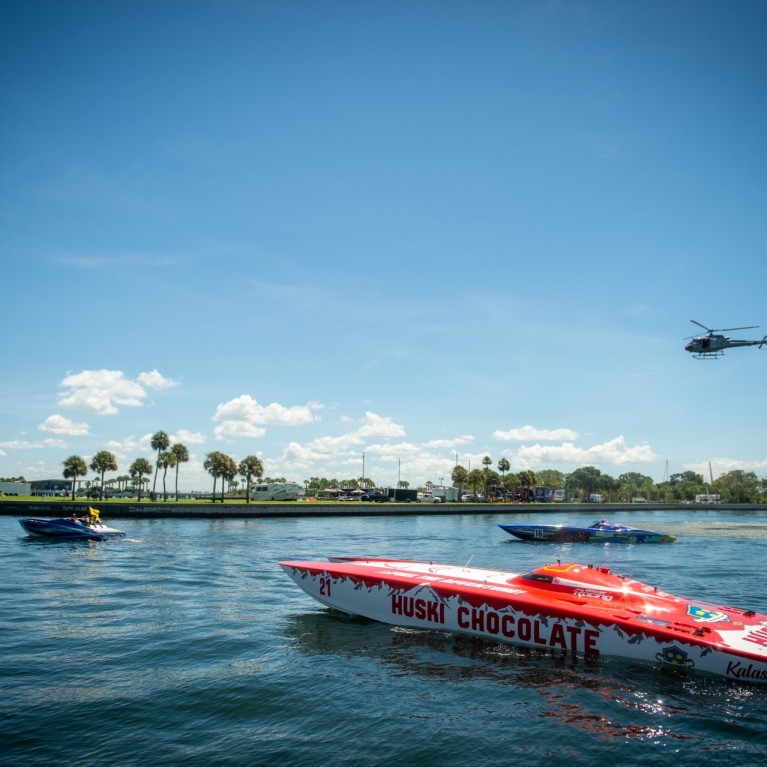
xmin=574 ymin=589 xmax=613 ymax=601
xmin=726 ymin=660 xmax=767 ymax=681
xmin=389 ymin=597 xmax=600 ymax=653
xmin=391 ymin=595 xmax=446 ymax=625
xmin=687 ymin=605 xmax=729 ymax=623
xmin=456 ymin=605 xmax=600 ymax=653
xmin=656 ymin=645 xmax=695 ymax=669
xmin=743 ymin=626 xmax=767 ymax=649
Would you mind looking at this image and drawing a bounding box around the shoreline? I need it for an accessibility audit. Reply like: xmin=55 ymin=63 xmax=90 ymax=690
xmin=2 ymin=499 xmax=765 ymax=519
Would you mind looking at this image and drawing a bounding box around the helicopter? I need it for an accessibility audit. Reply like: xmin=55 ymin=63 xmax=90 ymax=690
xmin=685 ymin=320 xmax=766 ymax=359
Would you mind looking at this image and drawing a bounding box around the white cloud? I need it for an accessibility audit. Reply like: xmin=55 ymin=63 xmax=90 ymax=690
xmin=278 ymin=414 xmax=406 ymax=469
xmin=493 ymin=425 xmax=579 ymax=442
xmin=685 ymin=457 xmax=767 ymax=479
xmin=214 ymin=395 xmax=317 ymax=426
xmin=303 ymin=433 xmax=363 ymax=455
xmin=424 ymin=436 xmax=474 ymax=449
xmin=289 ymin=413 xmax=406 ymax=456
xmin=357 ymin=412 xmax=406 ymax=439
xmin=38 ymin=414 xmax=90 ymax=436
xmin=214 ymin=421 xmax=268 ymax=440
xmin=212 ymin=395 xmax=320 ymax=441
xmin=0 ymin=438 xmax=67 ymax=450
xmin=58 ymin=369 xmax=177 ymax=415
xmin=283 ymin=440 xmax=336 ymax=464
xmin=171 ymin=429 xmax=206 ymax=445
xmin=364 ymin=441 xmax=423 ymax=458
xmin=515 ymin=436 xmax=656 ymax=467
xmin=137 ymin=369 xmax=179 ymax=390
xmin=129 ymin=430 xmax=205 ymax=454
xmin=105 ymin=437 xmax=141 ymax=456
xmin=277 ymin=414 xmax=453 ymax=486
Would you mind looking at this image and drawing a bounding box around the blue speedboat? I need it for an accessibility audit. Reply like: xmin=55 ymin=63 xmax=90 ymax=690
xmin=498 ymin=519 xmax=675 ymax=543
xmin=19 ymin=508 xmax=125 ymax=541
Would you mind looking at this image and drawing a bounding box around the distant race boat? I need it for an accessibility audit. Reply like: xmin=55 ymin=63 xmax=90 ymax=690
xmin=498 ymin=519 xmax=676 ymax=543
xmin=280 ymin=556 xmax=767 ymax=684
xmin=19 ymin=507 xmax=125 ymax=541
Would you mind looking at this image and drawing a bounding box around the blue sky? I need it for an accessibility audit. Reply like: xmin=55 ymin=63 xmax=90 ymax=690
xmin=2 ymin=0 xmax=765 ymax=491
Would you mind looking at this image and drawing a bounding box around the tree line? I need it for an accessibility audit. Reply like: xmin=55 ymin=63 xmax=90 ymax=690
xmin=305 ymin=459 xmax=765 ymax=504
xmin=447 ymin=459 xmax=765 ymax=504
xmin=5 ymin=441 xmax=765 ymax=504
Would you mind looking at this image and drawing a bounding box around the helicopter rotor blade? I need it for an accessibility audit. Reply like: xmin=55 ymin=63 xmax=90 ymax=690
xmin=689 ymin=320 xmax=759 ymax=335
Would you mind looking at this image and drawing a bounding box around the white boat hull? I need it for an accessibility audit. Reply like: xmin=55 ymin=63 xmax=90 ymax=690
xmin=281 ymin=559 xmax=767 ymax=684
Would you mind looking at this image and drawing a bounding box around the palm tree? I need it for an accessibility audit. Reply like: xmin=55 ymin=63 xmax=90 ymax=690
xmin=451 ymin=465 xmax=469 ymax=498
xmin=220 ymin=454 xmax=238 ymax=502
xmin=239 ymin=455 xmax=264 ymax=503
xmin=170 ymin=443 xmax=190 ymax=501
xmin=150 ymin=431 xmax=170 ymax=498
xmin=129 ymin=458 xmax=153 ymax=502
xmin=204 ymin=452 xmax=238 ymax=502
xmin=63 ymin=455 xmax=88 ymax=501
xmin=203 ymin=451 xmax=218 ymax=499
xmin=90 ymin=450 xmax=118 ymax=499
xmin=480 ymin=456 xmax=496 ymax=499
xmin=157 ymin=451 xmax=177 ymax=501
xmin=497 ymin=458 xmax=510 ymax=484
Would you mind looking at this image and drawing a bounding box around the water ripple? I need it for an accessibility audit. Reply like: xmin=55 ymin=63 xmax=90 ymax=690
xmin=1 ymin=510 xmax=765 ymax=767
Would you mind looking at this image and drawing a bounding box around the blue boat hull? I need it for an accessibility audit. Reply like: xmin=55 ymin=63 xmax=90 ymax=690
xmin=498 ymin=523 xmax=675 ymax=544
xmin=19 ymin=517 xmax=126 ymax=541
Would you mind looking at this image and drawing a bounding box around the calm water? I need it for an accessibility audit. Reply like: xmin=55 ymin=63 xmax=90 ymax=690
xmin=2 ymin=509 xmax=766 ymax=767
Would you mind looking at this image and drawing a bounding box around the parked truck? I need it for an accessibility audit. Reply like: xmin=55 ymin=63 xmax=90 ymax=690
xmin=535 ymin=487 xmax=571 ymax=503
xmin=387 ymin=488 xmax=418 ymax=503
xmin=430 ymin=486 xmax=462 ymax=502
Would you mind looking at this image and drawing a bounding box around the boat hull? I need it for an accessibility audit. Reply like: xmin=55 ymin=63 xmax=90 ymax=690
xmin=280 ymin=557 xmax=767 ymax=684
xmin=498 ymin=523 xmax=675 ymax=543
xmin=19 ymin=517 xmax=126 ymax=541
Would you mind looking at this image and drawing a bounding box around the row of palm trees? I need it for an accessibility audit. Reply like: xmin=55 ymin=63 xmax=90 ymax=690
xmin=61 ymin=433 xmax=267 ymax=504
xmin=201 ymin=451 xmax=265 ymax=502
xmin=448 ymin=457 xmax=537 ymax=499
xmin=62 ymin=431 xmax=190 ymax=502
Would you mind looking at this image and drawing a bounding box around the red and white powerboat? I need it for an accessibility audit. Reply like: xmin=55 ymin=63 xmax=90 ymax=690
xmin=280 ymin=556 xmax=767 ymax=684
